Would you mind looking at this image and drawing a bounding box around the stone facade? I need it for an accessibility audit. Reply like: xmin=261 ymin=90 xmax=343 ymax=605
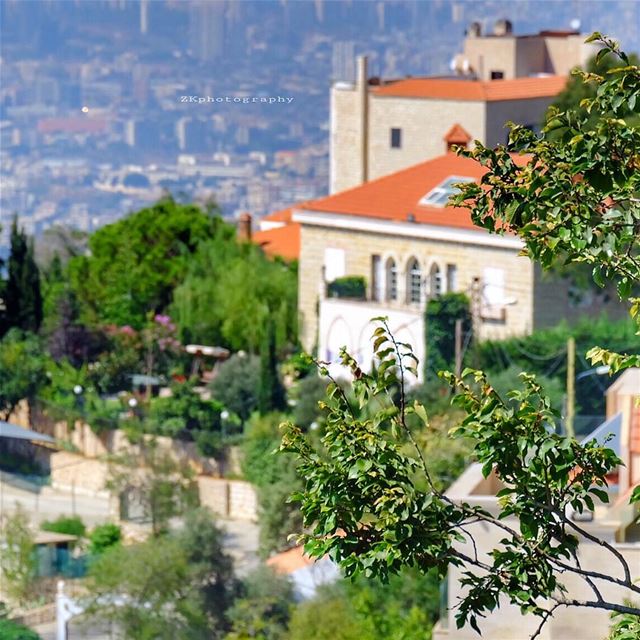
xmin=330 ymin=84 xmax=558 ymax=194
xmin=297 ymin=219 xmax=535 ymax=365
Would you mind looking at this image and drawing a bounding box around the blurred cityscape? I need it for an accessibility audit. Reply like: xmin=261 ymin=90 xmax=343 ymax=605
xmin=1 ymin=0 xmax=638 ymax=249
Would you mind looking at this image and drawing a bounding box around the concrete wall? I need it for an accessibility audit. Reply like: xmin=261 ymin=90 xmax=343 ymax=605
xmin=197 ymin=476 xmax=258 ymax=521
xmin=332 ymin=90 xmax=557 ymax=195
xmin=298 ymin=222 xmax=535 ymax=353
xmin=484 ymin=96 xmax=556 ymax=145
xmin=464 ymin=36 xmax=519 ymax=79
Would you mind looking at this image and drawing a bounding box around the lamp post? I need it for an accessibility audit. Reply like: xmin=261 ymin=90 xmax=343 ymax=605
xmin=220 ymin=409 xmax=230 ymax=439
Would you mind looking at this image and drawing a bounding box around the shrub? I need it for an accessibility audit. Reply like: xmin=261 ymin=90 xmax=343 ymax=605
xmin=0 ymin=619 xmax=42 ymax=640
xmin=88 ymin=523 xmax=122 ymax=555
xmin=41 ymin=515 xmax=86 ymax=540
xmin=327 ymin=276 xmax=366 ymax=300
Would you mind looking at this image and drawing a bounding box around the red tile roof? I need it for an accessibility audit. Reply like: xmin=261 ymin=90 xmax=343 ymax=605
xmin=253 ymin=223 xmax=300 ymax=261
xmin=261 ymin=207 xmax=294 ymax=224
xmin=300 ymin=152 xmax=494 ymax=230
xmin=444 ymin=123 xmax=472 ymax=145
xmin=373 ymin=75 xmax=566 ymax=102
xmin=266 ymin=545 xmax=316 ymax=574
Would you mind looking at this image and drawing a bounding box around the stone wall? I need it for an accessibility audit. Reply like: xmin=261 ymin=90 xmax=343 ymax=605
xmin=197 ymin=476 xmax=258 ymax=521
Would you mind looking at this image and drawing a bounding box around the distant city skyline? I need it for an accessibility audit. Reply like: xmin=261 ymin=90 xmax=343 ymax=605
xmin=1 ymin=0 xmax=638 ymax=249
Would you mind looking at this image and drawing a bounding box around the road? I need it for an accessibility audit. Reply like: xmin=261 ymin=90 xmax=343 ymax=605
xmin=0 ymin=472 xmax=112 ymax=527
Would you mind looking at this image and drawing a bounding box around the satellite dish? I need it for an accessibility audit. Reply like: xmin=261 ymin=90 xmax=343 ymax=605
xmin=570 ymin=18 xmax=581 ymax=30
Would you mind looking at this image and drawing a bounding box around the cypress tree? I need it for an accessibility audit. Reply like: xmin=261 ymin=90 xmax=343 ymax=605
xmin=258 ymin=319 xmax=286 ymax=415
xmin=5 ymin=217 xmax=43 ymax=334
xmin=0 ymin=225 xmax=6 ymax=336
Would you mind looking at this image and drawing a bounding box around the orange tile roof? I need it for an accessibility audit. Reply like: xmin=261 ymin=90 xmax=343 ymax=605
xmin=261 ymin=207 xmax=294 ymax=223
xmin=253 ymin=223 xmax=300 ymax=261
xmin=444 ymin=123 xmax=472 ymax=144
xmin=373 ymin=75 xmax=566 ymax=102
xmin=266 ymin=545 xmax=316 ymax=574
xmin=300 ymin=153 xmax=494 ymax=231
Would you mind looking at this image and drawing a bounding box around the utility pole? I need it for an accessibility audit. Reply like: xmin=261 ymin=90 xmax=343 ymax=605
xmin=454 ymin=318 xmax=463 ymax=377
xmin=566 ymin=336 xmax=575 ymax=438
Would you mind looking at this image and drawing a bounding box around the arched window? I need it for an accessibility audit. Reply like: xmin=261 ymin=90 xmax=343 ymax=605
xmin=406 ymin=258 xmax=422 ymax=304
xmin=429 ymin=263 xmax=442 ymax=298
xmin=386 ymin=258 xmax=398 ymax=301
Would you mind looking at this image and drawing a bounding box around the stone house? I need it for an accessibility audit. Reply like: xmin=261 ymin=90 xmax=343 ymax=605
xmin=292 ymin=152 xmax=625 ymax=380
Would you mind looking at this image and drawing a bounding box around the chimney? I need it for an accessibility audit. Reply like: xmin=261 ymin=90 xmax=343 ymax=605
xmin=356 ymin=55 xmax=369 ymax=184
xmin=237 ymin=212 xmax=252 ymax=242
xmin=494 ymin=19 xmax=513 ymax=37
xmin=468 ymin=21 xmax=482 ymax=37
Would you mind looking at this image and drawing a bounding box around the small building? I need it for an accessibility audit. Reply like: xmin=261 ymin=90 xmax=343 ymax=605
xmin=34 ymin=531 xmax=85 ymax=579
xmin=266 ymin=545 xmax=340 ymax=601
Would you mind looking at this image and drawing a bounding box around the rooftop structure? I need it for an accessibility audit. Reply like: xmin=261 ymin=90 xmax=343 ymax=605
xmin=330 ymin=21 xmax=591 ymax=194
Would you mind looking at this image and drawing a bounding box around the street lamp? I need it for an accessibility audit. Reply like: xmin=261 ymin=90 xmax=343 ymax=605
xmin=220 ymin=410 xmax=230 ymax=439
xmin=576 ymin=365 xmax=610 ymax=381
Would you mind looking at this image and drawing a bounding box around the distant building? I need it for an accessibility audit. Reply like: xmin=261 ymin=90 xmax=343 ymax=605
xmin=189 ymin=0 xmax=225 ymax=62
xmin=330 ymin=22 xmax=592 ymax=194
xmin=266 ymin=545 xmax=340 ymax=601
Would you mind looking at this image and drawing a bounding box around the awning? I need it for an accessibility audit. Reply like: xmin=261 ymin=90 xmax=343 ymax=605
xmin=0 ymin=421 xmax=56 ymax=445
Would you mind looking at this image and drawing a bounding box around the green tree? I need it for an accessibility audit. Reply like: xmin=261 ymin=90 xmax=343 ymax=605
xmin=424 ymin=292 xmax=472 ymax=378
xmin=241 ymin=414 xmax=303 ymax=556
xmin=86 ymin=509 xmax=234 ymax=639
xmin=225 ymin=567 xmax=293 ymax=640
xmin=0 ymin=330 xmax=49 ymax=419
xmin=4 ymin=217 xmax=43 ymax=335
xmin=86 ymin=535 xmax=211 ymax=639
xmin=210 ymin=354 xmax=261 ymax=423
xmin=68 ymin=199 xmax=219 ymax=328
xmin=171 ymin=227 xmax=297 ymax=352
xmin=0 ymin=506 xmax=36 ymax=605
xmin=551 ymin=49 xmax=640 ymax=125
xmin=175 ymin=508 xmax=238 ymax=629
xmin=146 ymin=380 xmax=223 ymax=442
xmin=258 ymin=320 xmax=286 ymax=415
xmin=287 ymin=593 xmax=370 ymax=640
xmin=282 ymin=35 xmax=640 ymax=638
xmin=291 ymin=374 xmax=328 ymax=429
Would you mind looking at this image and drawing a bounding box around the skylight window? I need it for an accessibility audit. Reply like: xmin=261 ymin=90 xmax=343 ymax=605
xmin=418 ymin=175 xmax=475 ymax=207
